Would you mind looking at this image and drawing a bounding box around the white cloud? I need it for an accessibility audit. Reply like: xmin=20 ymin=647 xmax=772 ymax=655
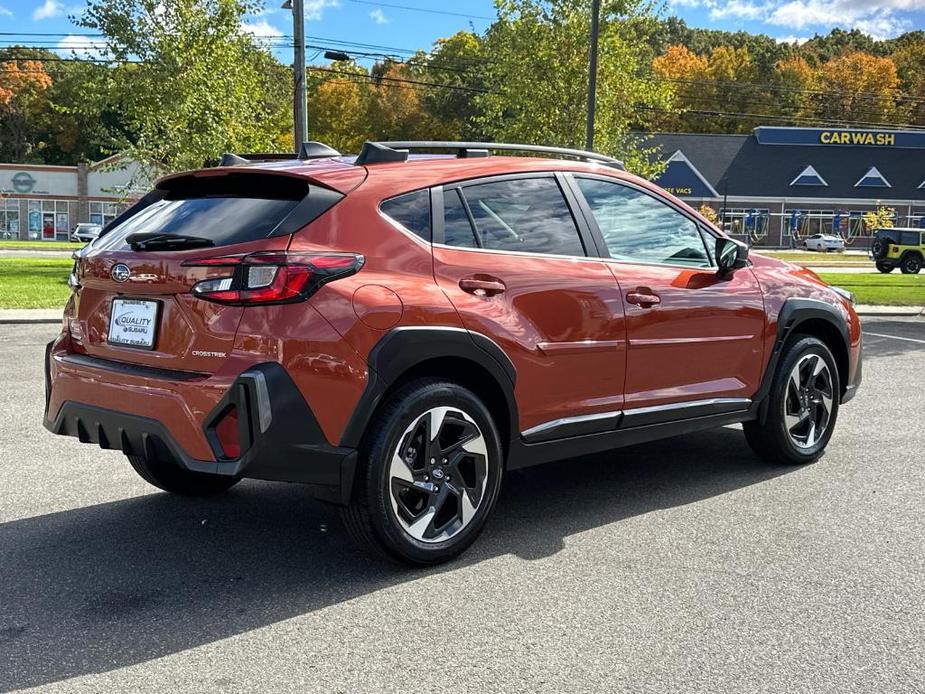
xmin=241 ymin=19 xmax=284 ymax=39
xmin=369 ymin=8 xmax=389 ymax=24
xmin=0 ymin=5 xmax=13 ymax=17
xmin=684 ymin=0 xmax=920 ymax=40
xmin=56 ymin=34 xmax=108 ymax=59
xmin=32 ymin=0 xmax=63 ymax=20
xmin=775 ymin=35 xmax=811 ymax=44
xmin=710 ymin=0 xmax=764 ymax=19
xmin=304 ymin=0 xmax=339 ymax=21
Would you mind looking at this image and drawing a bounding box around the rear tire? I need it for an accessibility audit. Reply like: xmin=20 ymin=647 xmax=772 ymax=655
xmin=875 ymin=261 xmax=894 ymax=273
xmin=126 ymin=455 xmax=240 ymax=496
xmin=341 ymin=378 xmax=504 ymax=565
xmin=900 ymin=254 xmax=922 ymax=274
xmin=744 ymin=336 xmax=840 ymax=465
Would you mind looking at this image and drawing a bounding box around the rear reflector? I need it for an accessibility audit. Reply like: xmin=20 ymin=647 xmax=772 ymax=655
xmin=186 ymin=252 xmax=364 ymax=305
xmin=214 ymin=406 xmax=240 ymax=459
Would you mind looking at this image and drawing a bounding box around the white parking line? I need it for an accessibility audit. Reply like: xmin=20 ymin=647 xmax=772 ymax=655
xmin=863 ymin=331 xmax=925 ymax=345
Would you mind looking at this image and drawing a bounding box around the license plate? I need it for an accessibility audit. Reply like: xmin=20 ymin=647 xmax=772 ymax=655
xmin=108 ymin=298 xmax=159 ymax=349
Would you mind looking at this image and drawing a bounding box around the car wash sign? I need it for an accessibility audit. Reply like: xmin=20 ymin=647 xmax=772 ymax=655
xmin=754 ymin=126 xmax=925 ymax=149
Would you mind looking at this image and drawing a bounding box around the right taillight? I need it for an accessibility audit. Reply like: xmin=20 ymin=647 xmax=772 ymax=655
xmin=184 ymin=252 xmax=364 ymax=305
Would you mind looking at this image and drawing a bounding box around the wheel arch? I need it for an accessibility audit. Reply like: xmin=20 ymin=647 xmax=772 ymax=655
xmin=755 ymin=298 xmax=850 ymax=421
xmin=339 ymin=327 xmax=518 ymax=457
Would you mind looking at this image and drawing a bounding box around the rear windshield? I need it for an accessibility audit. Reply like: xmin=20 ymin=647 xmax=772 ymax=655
xmin=99 ymin=173 xmax=311 ymax=249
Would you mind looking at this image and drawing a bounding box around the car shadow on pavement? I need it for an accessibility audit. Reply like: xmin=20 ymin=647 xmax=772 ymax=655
xmin=0 ymin=426 xmax=795 ymax=691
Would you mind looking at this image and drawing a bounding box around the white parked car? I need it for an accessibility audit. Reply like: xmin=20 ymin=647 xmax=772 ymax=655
xmin=71 ymin=223 xmax=102 ymax=244
xmin=803 ymin=233 xmax=845 ymax=252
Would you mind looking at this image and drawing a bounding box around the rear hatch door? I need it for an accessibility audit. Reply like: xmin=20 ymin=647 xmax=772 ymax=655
xmin=70 ymin=170 xmax=335 ymax=374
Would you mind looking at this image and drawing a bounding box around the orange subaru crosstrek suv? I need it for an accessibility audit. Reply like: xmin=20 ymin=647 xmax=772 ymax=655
xmin=45 ymin=141 xmax=862 ymax=564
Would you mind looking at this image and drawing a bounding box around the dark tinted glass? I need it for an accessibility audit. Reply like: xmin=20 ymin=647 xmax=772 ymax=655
xmin=443 ymin=189 xmax=479 ymax=248
xmin=102 ymin=174 xmax=309 ymax=248
xmin=576 ymin=178 xmax=711 ymax=267
xmin=900 ymin=230 xmax=921 ymax=245
xmin=380 ymin=189 xmax=431 ymax=241
xmin=455 ymin=178 xmax=584 ymax=256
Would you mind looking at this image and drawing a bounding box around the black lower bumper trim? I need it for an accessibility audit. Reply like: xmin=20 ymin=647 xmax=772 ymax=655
xmin=44 ymin=361 xmax=358 ymax=505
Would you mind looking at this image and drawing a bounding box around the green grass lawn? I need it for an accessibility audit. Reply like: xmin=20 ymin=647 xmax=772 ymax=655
xmin=0 ymin=240 xmax=85 ymax=251
xmin=0 ymin=257 xmax=921 ymax=310
xmin=0 ymin=257 xmax=72 ymax=309
xmin=817 ymin=272 xmax=925 ymax=306
xmin=759 ymin=251 xmax=867 ymax=264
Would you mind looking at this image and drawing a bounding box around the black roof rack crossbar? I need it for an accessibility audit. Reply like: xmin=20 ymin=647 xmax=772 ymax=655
xmin=217 ymin=141 xmax=341 ymax=167
xmin=358 ymin=141 xmax=624 ymax=169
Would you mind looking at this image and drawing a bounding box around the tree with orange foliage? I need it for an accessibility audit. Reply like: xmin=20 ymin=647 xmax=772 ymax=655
xmin=813 ymin=51 xmax=901 ymax=124
xmin=0 ymin=60 xmax=53 ymax=161
xmin=652 ymin=45 xmax=707 ymax=131
xmin=774 ymin=55 xmax=815 ymax=122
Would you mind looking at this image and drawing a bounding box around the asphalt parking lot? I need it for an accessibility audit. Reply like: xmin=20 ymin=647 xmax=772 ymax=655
xmin=1 ymin=319 xmax=923 ymax=693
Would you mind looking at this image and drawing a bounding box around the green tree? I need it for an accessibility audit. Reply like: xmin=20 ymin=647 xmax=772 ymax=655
xmin=475 ymin=0 xmax=675 ymax=177
xmin=78 ymin=0 xmax=291 ymax=173
xmin=417 ymin=31 xmax=488 ymax=139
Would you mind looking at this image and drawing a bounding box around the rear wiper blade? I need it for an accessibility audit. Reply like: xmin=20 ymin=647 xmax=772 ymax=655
xmin=127 ymin=232 xmax=214 ymax=251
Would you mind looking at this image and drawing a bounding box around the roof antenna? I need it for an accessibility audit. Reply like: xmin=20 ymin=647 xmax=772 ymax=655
xmin=218 ymin=153 xmax=250 ymax=167
xmin=299 ymin=141 xmax=341 ymax=160
xmin=355 ymin=142 xmax=408 ymax=166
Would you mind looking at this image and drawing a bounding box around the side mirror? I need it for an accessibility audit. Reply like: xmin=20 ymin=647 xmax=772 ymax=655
xmin=715 ymin=237 xmax=749 ymax=277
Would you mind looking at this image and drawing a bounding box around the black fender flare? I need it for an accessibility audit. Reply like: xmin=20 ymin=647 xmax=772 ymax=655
xmin=339 ymin=326 xmax=518 ymax=449
xmin=754 ymin=297 xmax=850 ymax=419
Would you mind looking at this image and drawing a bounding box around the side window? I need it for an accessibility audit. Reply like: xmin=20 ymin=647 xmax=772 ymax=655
xmin=442 ymin=189 xmax=479 ymax=248
xmin=443 ymin=177 xmax=585 ymax=256
xmin=900 ymin=230 xmax=921 ymax=246
xmin=575 ymin=177 xmax=712 ymax=267
xmin=380 ymin=189 xmax=431 ymax=241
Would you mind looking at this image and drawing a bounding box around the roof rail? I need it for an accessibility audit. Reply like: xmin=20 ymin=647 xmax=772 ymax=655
xmin=217 ymin=141 xmax=341 ymax=167
xmin=354 ymin=141 xmax=624 ymax=169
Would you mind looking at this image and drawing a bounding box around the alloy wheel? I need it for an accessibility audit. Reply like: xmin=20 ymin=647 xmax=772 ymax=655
xmin=783 ymin=354 xmax=834 ymax=449
xmin=388 ymin=407 xmax=489 ymax=543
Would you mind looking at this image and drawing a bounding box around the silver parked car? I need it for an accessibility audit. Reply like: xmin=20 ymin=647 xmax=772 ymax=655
xmin=71 ymin=223 xmax=102 ymax=244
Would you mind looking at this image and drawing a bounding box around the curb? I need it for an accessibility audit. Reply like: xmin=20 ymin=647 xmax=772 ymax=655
xmin=0 ymin=318 xmax=63 ymax=325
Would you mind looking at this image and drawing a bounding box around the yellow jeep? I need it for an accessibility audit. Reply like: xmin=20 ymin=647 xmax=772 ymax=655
xmin=870 ymin=228 xmax=924 ymax=274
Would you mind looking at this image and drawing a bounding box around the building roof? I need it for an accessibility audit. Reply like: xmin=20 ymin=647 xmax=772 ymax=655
xmin=645 ymin=128 xmax=925 ymax=201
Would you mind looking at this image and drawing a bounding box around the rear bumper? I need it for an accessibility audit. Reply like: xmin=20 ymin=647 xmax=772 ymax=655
xmin=43 ymin=346 xmax=357 ymax=505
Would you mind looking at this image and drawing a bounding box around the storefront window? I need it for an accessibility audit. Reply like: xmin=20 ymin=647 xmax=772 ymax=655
xmin=26 ymin=200 xmax=69 ymax=240
xmin=0 ymin=199 xmax=19 ymax=239
xmin=89 ymin=201 xmax=123 ymax=226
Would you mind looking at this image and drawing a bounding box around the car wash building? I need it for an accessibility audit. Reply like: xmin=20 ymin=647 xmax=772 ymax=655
xmin=646 ymin=126 xmax=925 ymax=248
xmin=0 ymin=154 xmax=146 ymax=241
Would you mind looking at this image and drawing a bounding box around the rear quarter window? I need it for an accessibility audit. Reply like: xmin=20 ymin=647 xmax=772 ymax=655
xmin=380 ymin=190 xmax=431 ymax=242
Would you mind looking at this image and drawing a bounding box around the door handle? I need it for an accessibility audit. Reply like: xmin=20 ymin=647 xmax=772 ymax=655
xmin=459 ymin=277 xmax=506 ymax=297
xmin=626 ymin=288 xmax=661 ymax=308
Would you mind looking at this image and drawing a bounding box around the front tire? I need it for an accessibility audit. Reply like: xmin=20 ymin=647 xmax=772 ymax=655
xmin=900 ymin=254 xmax=922 ymax=274
xmin=342 ymin=379 xmax=504 ymax=565
xmin=126 ymin=455 xmax=240 ymax=496
xmin=744 ymin=336 xmax=840 ymax=465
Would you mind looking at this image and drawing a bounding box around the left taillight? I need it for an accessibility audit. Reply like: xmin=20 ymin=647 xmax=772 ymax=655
xmin=183 ymin=252 xmax=364 ymax=305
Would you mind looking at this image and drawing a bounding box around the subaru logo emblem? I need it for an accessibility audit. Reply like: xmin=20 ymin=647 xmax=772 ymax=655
xmin=111 ymin=264 xmax=131 ymax=283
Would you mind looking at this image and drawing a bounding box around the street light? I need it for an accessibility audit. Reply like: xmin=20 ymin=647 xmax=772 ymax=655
xmin=324 ymin=50 xmax=351 ymax=62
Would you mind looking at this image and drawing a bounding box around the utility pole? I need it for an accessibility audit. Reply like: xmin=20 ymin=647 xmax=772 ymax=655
xmin=585 ymin=0 xmax=601 ymax=151
xmin=289 ymin=0 xmax=308 ymax=153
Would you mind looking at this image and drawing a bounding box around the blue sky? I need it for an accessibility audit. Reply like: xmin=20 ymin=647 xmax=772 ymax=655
xmin=0 ymin=0 xmax=922 ymax=61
